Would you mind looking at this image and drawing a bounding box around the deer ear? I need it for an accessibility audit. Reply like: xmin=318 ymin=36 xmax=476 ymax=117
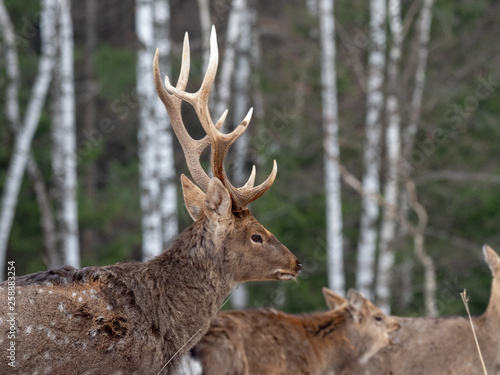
xmin=483 ymin=245 xmax=500 ymax=274
xmin=181 ymin=175 xmax=206 ymax=221
xmin=347 ymin=289 xmax=366 ymax=321
xmin=322 ymin=287 xmax=346 ymax=310
xmin=204 ymin=177 xmax=232 ymax=222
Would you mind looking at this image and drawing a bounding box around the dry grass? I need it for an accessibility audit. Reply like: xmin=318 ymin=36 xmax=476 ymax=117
xmin=460 ymin=289 xmax=488 ymax=375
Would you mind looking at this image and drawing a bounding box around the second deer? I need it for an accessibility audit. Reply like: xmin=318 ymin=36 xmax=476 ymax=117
xmin=184 ymin=288 xmax=400 ymax=375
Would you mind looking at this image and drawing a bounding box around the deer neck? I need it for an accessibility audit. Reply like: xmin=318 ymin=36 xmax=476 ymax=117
xmin=484 ymin=276 xmax=500 ymax=322
xmin=136 ymin=221 xmax=236 ymax=365
xmin=302 ymin=309 xmax=355 ymax=371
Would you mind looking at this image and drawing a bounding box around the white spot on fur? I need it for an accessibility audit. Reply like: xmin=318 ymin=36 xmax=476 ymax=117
xmin=25 ymin=326 xmax=33 ymax=335
xmin=78 ymin=296 xmax=83 ymax=302
xmin=0 ymin=317 xmax=3 ymax=323
xmin=82 ymin=290 xmax=87 ymax=294
xmin=44 ymin=352 xmax=51 ymax=359
xmin=38 ymin=288 xmax=44 ymax=293
xmin=44 ymin=282 xmax=53 ymax=286
xmin=59 ymin=302 xmax=65 ymax=312
xmin=43 ymin=366 xmax=52 ymax=374
xmin=107 ymin=304 xmax=113 ymax=310
xmin=72 ymin=292 xmax=77 ymax=297
xmin=37 ymin=325 xmax=44 ymax=331
xmin=45 ymin=328 xmax=56 ymax=340
xmin=29 ymin=298 xmax=34 ymax=304
xmin=49 ymin=290 xmax=54 ymax=294
xmin=89 ymin=329 xmax=97 ymax=338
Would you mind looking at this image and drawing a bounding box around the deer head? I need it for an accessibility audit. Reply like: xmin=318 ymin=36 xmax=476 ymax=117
xmin=338 ymin=289 xmax=401 ymax=364
xmin=153 ymin=26 xmax=301 ymax=283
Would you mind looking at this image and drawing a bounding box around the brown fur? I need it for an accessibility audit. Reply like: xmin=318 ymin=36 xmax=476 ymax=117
xmin=342 ymin=245 xmax=500 ymax=375
xmin=0 ymin=178 xmax=300 ymax=374
xmin=188 ymin=288 xmax=400 ymax=375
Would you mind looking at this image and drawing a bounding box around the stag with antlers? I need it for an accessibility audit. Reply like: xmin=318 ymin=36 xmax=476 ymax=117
xmin=0 ymin=27 xmax=301 ymax=375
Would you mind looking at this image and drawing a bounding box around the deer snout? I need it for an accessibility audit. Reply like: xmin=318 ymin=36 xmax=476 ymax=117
xmin=296 ymin=260 xmax=302 ymax=274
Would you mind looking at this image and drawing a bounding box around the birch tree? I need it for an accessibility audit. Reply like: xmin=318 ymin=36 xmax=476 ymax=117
xmin=196 ymin=0 xmax=211 ymax=68
xmin=229 ymin=0 xmax=252 ymax=309
xmin=375 ymin=0 xmax=403 ymax=313
xmin=51 ymin=0 xmax=79 ymax=268
xmin=136 ymin=0 xmax=177 ymax=261
xmin=0 ymin=0 xmax=59 ymax=279
xmin=0 ymin=0 xmax=57 ymax=269
xmin=318 ymin=0 xmax=345 ymax=295
xmin=356 ymin=0 xmax=386 ymax=300
xmin=153 ymin=0 xmax=178 ymax=250
xmin=403 ymin=0 xmax=435 ymax=158
xmin=215 ymin=0 xmax=247 ymax=123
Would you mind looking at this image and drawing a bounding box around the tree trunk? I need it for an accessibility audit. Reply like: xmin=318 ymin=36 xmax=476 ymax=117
xmin=81 ymin=0 xmax=98 ymax=254
xmin=0 ymin=0 xmax=58 ymax=269
xmin=196 ymin=0 xmax=211 ymax=68
xmin=230 ymin=0 xmax=252 ymax=310
xmin=154 ymin=0 xmax=178 ymax=250
xmin=0 ymin=0 xmax=59 ymax=280
xmin=215 ymin=0 xmax=247 ymax=125
xmin=402 ymin=0 xmax=435 ymax=165
xmin=375 ymin=0 xmax=403 ymax=314
xmin=51 ymin=0 xmax=80 ymax=268
xmin=137 ymin=0 xmax=163 ymax=261
xmin=137 ymin=0 xmax=177 ymax=261
xmin=318 ymin=0 xmax=345 ymax=295
xmin=355 ymin=0 xmax=386 ymax=300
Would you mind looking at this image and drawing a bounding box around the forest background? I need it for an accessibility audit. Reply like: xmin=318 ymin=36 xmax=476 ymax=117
xmin=1 ymin=0 xmax=499 ymax=317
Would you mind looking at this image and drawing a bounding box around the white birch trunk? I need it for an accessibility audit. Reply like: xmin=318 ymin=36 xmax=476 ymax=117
xmin=0 ymin=0 xmax=58 ymax=279
xmin=230 ymin=1 xmax=252 ymax=310
xmin=1 ymin=0 xmax=57 ymax=269
xmin=196 ymin=0 xmax=211 ymax=68
xmin=136 ymin=0 xmax=163 ymax=261
xmin=153 ymin=0 xmax=178 ymax=251
xmin=355 ymin=0 xmax=386 ymax=300
xmin=51 ymin=0 xmax=79 ymax=268
xmin=232 ymin=1 xmax=252 ymax=188
xmin=319 ymin=0 xmax=345 ymax=295
xmin=215 ymin=0 xmax=247 ymax=124
xmin=375 ymin=0 xmax=403 ymax=314
xmin=402 ymin=0 xmax=435 ymax=159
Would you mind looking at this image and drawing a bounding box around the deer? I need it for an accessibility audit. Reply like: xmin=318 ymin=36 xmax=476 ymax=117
xmin=182 ymin=288 xmax=401 ymax=375
xmin=341 ymin=245 xmax=500 ymax=375
xmin=0 ymin=27 xmax=301 ymax=375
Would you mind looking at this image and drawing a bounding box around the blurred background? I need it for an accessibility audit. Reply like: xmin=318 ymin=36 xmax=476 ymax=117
xmin=1 ymin=0 xmax=499 ymax=317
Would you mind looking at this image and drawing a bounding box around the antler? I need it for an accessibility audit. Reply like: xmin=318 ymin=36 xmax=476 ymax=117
xmin=153 ymin=26 xmax=277 ymax=210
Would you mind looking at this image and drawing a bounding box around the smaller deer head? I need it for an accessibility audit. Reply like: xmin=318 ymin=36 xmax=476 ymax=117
xmin=342 ymin=289 xmax=401 ymax=364
xmin=322 ymin=288 xmax=401 ymax=365
xmin=153 ymin=27 xmax=301 ymax=284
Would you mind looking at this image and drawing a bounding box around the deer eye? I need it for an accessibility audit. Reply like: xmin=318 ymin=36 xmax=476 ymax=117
xmin=374 ymin=315 xmax=383 ymax=322
xmin=251 ymin=234 xmax=263 ymax=243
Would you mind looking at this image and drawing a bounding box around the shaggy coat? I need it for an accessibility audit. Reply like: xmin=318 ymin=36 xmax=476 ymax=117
xmin=0 ymin=178 xmax=300 ymax=374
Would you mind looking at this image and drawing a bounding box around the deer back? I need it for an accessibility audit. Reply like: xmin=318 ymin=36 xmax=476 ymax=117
xmin=342 ymin=245 xmax=500 ymax=375
xmin=187 ymin=288 xmax=400 ymax=375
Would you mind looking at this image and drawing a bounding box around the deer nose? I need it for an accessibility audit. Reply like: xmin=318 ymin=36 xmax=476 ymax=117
xmin=296 ymin=260 xmax=302 ymax=274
